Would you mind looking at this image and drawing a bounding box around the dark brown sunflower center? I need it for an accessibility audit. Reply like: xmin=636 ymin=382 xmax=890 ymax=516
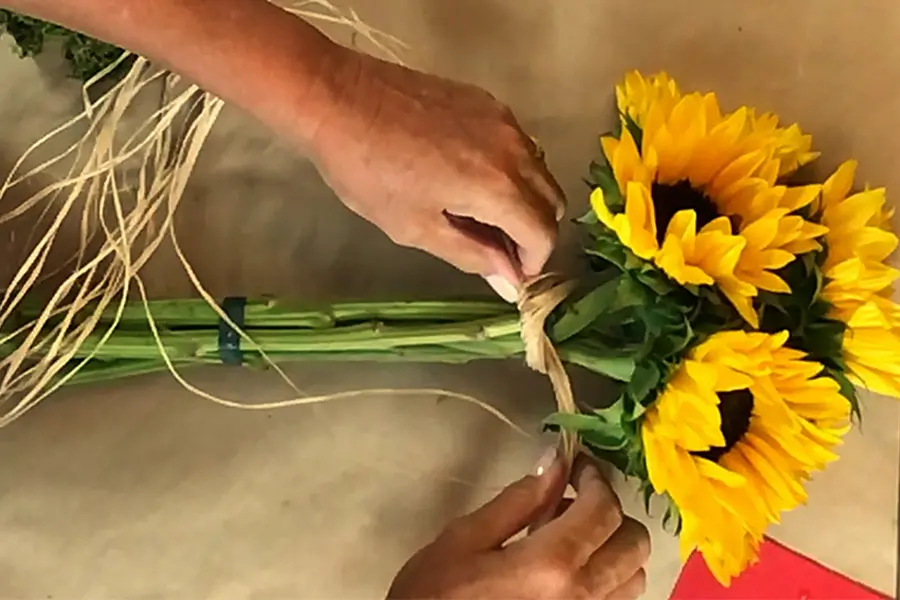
xmin=651 ymin=180 xmax=720 ymax=244
xmin=691 ymin=389 xmax=754 ymax=463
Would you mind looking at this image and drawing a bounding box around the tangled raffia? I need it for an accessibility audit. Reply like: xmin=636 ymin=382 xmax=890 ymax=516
xmin=0 ymin=1 xmax=432 ymax=426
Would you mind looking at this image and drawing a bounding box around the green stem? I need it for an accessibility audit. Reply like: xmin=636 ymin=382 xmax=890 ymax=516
xmin=9 ymin=292 xmax=636 ymax=388
xmin=38 ymin=315 xmax=523 ymax=360
xmin=16 ymin=298 xmax=514 ymax=329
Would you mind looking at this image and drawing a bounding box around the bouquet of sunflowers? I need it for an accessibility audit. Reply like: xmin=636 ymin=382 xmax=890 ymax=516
xmin=2 ymin=70 xmax=899 ymax=586
xmin=582 ymin=70 xmax=900 ymax=582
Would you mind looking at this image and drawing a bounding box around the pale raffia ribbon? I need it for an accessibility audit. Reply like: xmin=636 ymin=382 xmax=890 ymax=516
xmin=517 ymin=273 xmax=580 ymax=466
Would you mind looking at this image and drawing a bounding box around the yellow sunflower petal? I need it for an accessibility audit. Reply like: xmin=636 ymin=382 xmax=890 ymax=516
xmin=642 ymin=331 xmax=850 ymax=584
xmin=623 ymin=182 xmax=659 ymax=259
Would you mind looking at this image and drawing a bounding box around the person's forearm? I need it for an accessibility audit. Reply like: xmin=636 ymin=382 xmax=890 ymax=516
xmin=4 ymin=0 xmax=351 ymax=147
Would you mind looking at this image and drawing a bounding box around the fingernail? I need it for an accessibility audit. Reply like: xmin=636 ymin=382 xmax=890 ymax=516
xmin=485 ymin=275 xmax=519 ymax=304
xmin=532 ymin=446 xmax=558 ymax=477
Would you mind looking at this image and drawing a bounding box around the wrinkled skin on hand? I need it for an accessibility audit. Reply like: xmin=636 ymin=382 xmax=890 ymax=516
xmin=387 ymin=454 xmax=651 ymax=600
xmin=310 ymin=48 xmax=566 ymax=294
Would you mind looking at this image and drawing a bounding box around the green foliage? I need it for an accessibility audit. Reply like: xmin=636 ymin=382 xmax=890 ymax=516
xmin=586 ymin=160 xmax=623 ymax=211
xmin=757 ymin=250 xmax=860 ymax=417
xmin=0 ymin=10 xmax=131 ymax=82
xmin=549 ymin=270 xmax=620 ymax=343
xmin=546 ymin=218 xmax=740 ymax=489
xmin=611 ymin=111 xmax=644 ymax=148
xmin=556 ymin=114 xmax=805 ymax=537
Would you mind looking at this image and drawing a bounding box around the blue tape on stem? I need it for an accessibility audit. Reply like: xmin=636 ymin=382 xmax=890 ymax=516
xmin=218 ymin=297 xmax=247 ymax=366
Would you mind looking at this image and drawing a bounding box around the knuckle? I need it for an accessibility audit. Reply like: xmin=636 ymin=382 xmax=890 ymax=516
xmin=385 ymin=227 xmax=415 ymax=247
xmin=591 ymin=499 xmax=624 ymax=539
xmin=499 ymin=477 xmax=542 ymax=507
xmin=470 ymin=83 xmax=498 ymax=103
xmin=531 ymin=561 xmax=575 ymax=597
xmin=496 ymin=122 xmax=527 ymax=149
xmin=436 ymin=514 xmax=474 ymax=545
xmin=630 ymin=520 xmax=652 ymax=558
xmin=385 ymin=221 xmax=427 ymax=248
xmin=633 ymin=568 xmax=648 ymax=596
xmin=485 ymin=169 xmax=523 ymax=198
xmin=612 ymin=569 xmax=648 ymax=600
xmin=586 ymin=567 xmax=620 ymax=597
xmin=492 ymin=98 xmax=516 ymax=119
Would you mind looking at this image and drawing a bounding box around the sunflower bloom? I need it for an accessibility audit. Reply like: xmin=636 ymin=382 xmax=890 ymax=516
xmin=592 ymin=84 xmax=827 ymax=326
xmin=641 ymin=330 xmax=851 ymax=585
xmin=819 ymin=160 xmax=900 ymax=397
xmin=616 ymin=70 xmax=681 ymax=127
xmin=616 ymin=70 xmax=820 ymax=177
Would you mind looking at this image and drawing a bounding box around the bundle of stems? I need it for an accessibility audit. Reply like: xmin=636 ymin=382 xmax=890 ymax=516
xmin=3 ymin=273 xmax=635 ymax=391
xmin=0 ymin=0 xmax=415 ymax=424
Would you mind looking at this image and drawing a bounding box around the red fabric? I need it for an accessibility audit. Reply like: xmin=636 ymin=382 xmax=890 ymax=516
xmin=669 ymin=537 xmax=891 ymax=600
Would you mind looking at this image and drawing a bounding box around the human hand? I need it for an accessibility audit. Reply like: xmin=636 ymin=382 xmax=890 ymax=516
xmin=386 ymin=451 xmax=651 ymax=599
xmin=309 ymin=49 xmax=566 ymax=301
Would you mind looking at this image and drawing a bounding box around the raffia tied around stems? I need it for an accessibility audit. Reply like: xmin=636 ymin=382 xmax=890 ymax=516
xmin=518 ymin=273 xmax=579 ymax=465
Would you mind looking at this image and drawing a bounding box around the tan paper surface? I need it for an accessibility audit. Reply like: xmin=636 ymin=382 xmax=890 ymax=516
xmin=1 ymin=1 xmax=897 ymax=597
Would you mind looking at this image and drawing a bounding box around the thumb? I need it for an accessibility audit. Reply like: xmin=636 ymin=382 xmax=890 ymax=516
xmin=445 ymin=447 xmax=567 ymax=551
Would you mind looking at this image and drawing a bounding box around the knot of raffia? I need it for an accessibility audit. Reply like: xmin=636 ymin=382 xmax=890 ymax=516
xmin=516 ymin=273 xmax=579 ymax=465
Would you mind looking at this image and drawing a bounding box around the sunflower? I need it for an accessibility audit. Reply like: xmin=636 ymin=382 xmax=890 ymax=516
xmin=592 ymin=71 xmax=828 ymax=327
xmin=641 ymin=330 xmax=851 ymax=585
xmin=818 ymin=160 xmax=900 ymax=397
xmin=615 ymin=70 xmax=820 ymax=176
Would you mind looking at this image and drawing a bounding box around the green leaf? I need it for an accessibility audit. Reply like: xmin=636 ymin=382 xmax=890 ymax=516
xmin=551 ymin=275 xmax=622 ymax=343
xmin=623 ymin=113 xmax=644 ymax=149
xmin=650 ymin=316 xmax=694 ymax=360
xmin=663 ymin=502 xmax=683 ymax=535
xmin=615 ymin=277 xmax=649 ymax=309
xmin=0 ymin=9 xmax=132 ymax=82
xmin=628 ymin=362 xmax=661 ymax=404
xmin=640 ymin=304 xmax=684 ymax=334
xmin=808 ymin=299 xmax=832 ymax=321
xmin=828 ymin=367 xmax=862 ymax=421
xmin=641 ymin=483 xmax=654 ymax=516
xmin=543 ymin=412 xmax=627 ymax=450
xmin=543 ymin=412 xmax=615 ymax=433
xmin=635 ymin=269 xmax=672 ymax=296
xmin=584 ymin=446 xmax=631 ymax=474
xmin=623 ymin=252 xmax=646 ymax=271
xmin=683 ymin=284 xmax=701 ymax=296
xmin=559 ymin=343 xmax=636 ymax=381
xmin=593 ymin=399 xmax=626 ymax=424
xmin=594 ymin=393 xmax=647 ymax=425
xmin=803 ymin=320 xmax=846 ymax=361
xmin=586 ymin=160 xmax=624 ymax=211
xmin=811 ymin=263 xmax=825 ymax=304
xmin=576 ymin=208 xmax=598 ymax=224
xmin=581 ymin=429 xmax=629 ymax=451
xmin=584 ymin=231 xmax=630 ymax=271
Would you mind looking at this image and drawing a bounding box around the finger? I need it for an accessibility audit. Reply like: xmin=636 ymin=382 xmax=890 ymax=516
xmin=555 ymin=497 xmax=575 ymax=519
xmin=443 ymin=212 xmax=524 ymax=282
xmin=527 ymin=497 xmax=574 ymax=535
xmin=404 ymin=214 xmax=520 ymax=284
xmin=580 ymin=518 xmax=651 ymax=596
xmin=449 ymin=180 xmax=557 ymax=277
xmin=440 ymin=452 xmax=567 ymax=552
xmin=528 ymin=454 xmax=624 ymax=566
xmin=606 ymin=568 xmax=647 ymax=600
xmin=518 ymin=137 xmax=566 ymax=223
xmin=522 ymin=158 xmax=567 ymax=223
